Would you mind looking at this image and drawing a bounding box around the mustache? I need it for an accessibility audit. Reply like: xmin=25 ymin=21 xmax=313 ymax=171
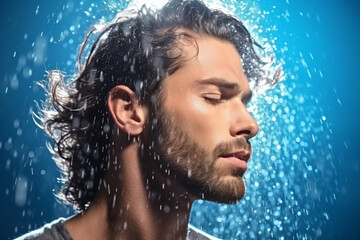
xmin=212 ymin=137 xmax=251 ymax=159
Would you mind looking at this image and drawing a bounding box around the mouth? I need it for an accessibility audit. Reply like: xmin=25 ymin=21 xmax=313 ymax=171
xmin=219 ymin=151 xmax=251 ymax=170
xmin=223 ymin=151 xmax=250 ymax=161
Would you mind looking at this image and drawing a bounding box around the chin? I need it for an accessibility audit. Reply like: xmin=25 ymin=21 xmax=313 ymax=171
xmin=189 ymin=174 xmax=247 ymax=204
xmin=212 ymin=178 xmax=246 ymax=204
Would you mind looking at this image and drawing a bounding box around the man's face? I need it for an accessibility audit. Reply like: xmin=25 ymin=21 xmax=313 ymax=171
xmin=154 ymin=34 xmax=259 ymax=203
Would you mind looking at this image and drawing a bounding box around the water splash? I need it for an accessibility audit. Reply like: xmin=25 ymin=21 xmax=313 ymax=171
xmin=1 ymin=0 xmax=341 ymax=239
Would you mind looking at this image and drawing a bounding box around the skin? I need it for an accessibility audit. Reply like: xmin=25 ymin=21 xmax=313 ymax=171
xmin=64 ymin=32 xmax=259 ymax=240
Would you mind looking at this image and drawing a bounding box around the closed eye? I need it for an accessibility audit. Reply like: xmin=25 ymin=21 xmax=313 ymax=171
xmin=203 ymin=93 xmax=223 ymax=104
xmin=204 ymin=97 xmax=223 ymax=104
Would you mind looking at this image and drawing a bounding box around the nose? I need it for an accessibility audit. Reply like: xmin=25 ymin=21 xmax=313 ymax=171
xmin=230 ymin=105 xmax=259 ymax=140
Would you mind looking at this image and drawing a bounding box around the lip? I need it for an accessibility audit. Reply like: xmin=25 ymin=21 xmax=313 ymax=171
xmin=223 ymin=151 xmax=250 ymax=162
xmin=220 ymin=151 xmax=250 ymax=170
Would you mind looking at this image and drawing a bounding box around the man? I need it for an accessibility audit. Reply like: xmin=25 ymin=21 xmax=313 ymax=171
xmin=17 ymin=0 xmax=280 ymax=239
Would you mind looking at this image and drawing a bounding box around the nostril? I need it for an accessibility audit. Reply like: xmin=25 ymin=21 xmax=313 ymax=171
xmin=236 ymin=129 xmax=252 ymax=137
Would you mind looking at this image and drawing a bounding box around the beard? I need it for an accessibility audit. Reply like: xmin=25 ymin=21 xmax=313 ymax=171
xmin=151 ymin=108 xmax=252 ymax=204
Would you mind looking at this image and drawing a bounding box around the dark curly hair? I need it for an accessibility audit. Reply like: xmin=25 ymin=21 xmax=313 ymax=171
xmin=36 ymin=0 xmax=282 ymax=210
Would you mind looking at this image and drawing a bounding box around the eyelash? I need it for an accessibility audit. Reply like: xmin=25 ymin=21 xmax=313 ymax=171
xmin=204 ymin=96 xmax=251 ymax=107
xmin=204 ymin=97 xmax=223 ymax=104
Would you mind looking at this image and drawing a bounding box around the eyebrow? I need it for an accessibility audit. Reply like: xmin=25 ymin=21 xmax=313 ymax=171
xmin=196 ymin=78 xmax=240 ymax=92
xmin=242 ymin=90 xmax=253 ymax=105
xmin=195 ymin=77 xmax=253 ymax=104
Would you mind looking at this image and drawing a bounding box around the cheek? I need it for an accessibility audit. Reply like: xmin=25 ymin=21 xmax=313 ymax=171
xmin=173 ymin=95 xmax=229 ymax=149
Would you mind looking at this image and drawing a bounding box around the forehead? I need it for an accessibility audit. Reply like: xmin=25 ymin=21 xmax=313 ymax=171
xmin=165 ymin=32 xmax=251 ymax=92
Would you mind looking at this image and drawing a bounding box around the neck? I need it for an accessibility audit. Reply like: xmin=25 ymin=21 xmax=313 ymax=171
xmin=66 ymin=140 xmax=195 ymax=240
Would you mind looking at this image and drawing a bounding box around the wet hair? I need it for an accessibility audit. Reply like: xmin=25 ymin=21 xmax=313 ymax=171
xmin=37 ymin=0 xmax=281 ymax=210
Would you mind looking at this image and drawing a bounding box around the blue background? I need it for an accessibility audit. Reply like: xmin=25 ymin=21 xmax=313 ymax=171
xmin=1 ymin=0 xmax=359 ymax=239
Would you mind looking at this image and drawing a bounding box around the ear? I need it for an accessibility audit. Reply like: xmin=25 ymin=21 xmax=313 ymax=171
xmin=107 ymin=85 xmax=148 ymax=136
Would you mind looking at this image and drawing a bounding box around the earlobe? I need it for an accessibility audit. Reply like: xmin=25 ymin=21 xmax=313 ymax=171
xmin=107 ymin=85 xmax=148 ymax=136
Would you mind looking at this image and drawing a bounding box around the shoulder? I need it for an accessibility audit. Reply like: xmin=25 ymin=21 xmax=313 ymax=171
xmin=14 ymin=218 xmax=73 ymax=240
xmin=187 ymin=224 xmax=222 ymax=240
